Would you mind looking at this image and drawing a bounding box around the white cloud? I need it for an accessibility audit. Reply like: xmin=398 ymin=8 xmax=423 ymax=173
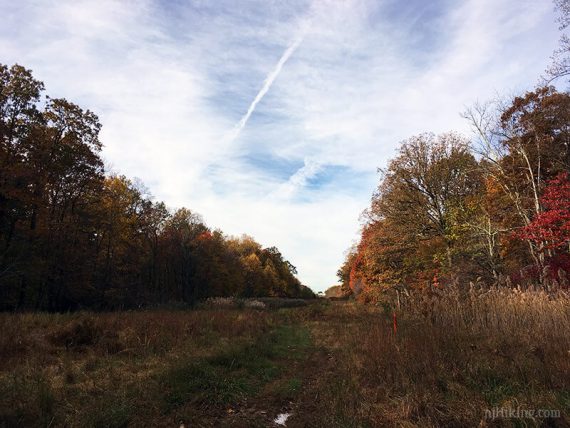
xmin=0 ymin=0 xmax=560 ymax=291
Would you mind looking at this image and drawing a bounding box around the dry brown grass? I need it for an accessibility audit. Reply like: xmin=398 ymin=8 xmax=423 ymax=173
xmin=0 ymin=308 xmax=276 ymax=426
xmin=0 ymin=309 xmax=273 ymax=367
xmin=298 ymin=286 xmax=570 ymax=427
xmin=1 ymin=292 xmax=568 ymax=427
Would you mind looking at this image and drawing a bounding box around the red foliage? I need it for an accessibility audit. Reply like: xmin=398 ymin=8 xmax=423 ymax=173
xmin=515 ymin=172 xmax=570 ymax=280
xmin=547 ymin=253 xmax=570 ymax=277
xmin=197 ymin=231 xmax=213 ymax=241
xmin=518 ymin=172 xmax=570 ymax=250
xmin=432 ymin=268 xmax=440 ymax=288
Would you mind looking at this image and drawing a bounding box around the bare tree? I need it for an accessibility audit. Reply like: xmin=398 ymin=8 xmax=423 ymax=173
xmin=545 ymin=0 xmax=570 ymax=83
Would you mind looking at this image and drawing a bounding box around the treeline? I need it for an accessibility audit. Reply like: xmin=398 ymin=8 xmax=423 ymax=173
xmin=339 ymin=86 xmax=570 ymax=301
xmin=0 ymin=64 xmax=313 ymax=311
xmin=339 ymin=2 xmax=570 ymax=301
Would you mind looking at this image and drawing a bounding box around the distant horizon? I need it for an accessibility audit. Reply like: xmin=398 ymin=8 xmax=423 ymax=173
xmin=0 ymin=0 xmax=560 ymax=291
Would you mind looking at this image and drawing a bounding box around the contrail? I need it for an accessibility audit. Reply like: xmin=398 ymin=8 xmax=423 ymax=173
xmin=226 ymin=34 xmax=304 ymax=143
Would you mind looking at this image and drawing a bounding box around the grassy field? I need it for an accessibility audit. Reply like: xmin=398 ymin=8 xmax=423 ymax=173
xmin=0 ymin=290 xmax=569 ymax=427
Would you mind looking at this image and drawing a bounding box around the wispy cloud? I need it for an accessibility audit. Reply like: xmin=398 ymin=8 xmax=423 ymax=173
xmin=226 ymin=32 xmax=305 ymax=144
xmin=273 ymin=158 xmax=322 ymax=199
xmin=0 ymin=0 xmax=559 ymax=290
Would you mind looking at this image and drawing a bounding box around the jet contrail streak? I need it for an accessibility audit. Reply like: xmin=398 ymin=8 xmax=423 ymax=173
xmin=226 ymin=34 xmax=304 ymax=143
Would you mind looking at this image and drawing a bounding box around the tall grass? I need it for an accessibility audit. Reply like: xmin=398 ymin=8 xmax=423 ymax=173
xmin=308 ymin=284 xmax=570 ymax=426
xmin=0 ymin=309 xmax=276 ymax=426
xmin=402 ymin=283 xmax=570 ymax=341
xmin=1 ymin=292 xmax=567 ymax=426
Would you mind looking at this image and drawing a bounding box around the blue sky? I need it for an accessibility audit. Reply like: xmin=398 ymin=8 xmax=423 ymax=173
xmin=0 ymin=0 xmax=560 ymax=291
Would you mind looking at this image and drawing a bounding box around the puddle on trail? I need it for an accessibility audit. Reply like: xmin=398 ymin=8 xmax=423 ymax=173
xmin=274 ymin=412 xmax=291 ymax=426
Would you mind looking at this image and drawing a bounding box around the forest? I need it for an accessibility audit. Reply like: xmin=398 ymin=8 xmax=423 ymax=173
xmin=334 ymin=1 xmax=570 ymax=301
xmin=0 ymin=64 xmax=313 ymax=311
xmin=338 ymin=86 xmax=570 ymax=301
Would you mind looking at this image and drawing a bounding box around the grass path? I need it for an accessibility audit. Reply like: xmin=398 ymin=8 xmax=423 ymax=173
xmin=0 ymin=304 xmax=332 ymax=427
xmin=2 ymin=299 xmax=568 ymax=426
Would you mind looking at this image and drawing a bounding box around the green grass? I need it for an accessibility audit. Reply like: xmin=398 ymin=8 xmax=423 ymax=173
xmin=271 ymin=377 xmax=303 ymax=400
xmin=86 ymin=396 xmax=133 ymax=428
xmin=160 ymin=324 xmax=312 ymax=411
xmin=161 ymin=361 xmax=252 ymax=408
xmin=477 ymin=372 xmax=521 ymax=406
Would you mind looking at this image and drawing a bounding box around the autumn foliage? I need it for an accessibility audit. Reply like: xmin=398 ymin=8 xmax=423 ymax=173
xmin=518 ymin=172 xmax=570 ymax=250
xmin=341 ymin=87 xmax=570 ymax=301
xmin=0 ymin=64 xmax=313 ymax=311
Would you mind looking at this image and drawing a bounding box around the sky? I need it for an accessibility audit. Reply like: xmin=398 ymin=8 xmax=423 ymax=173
xmin=0 ymin=0 xmax=561 ymax=292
